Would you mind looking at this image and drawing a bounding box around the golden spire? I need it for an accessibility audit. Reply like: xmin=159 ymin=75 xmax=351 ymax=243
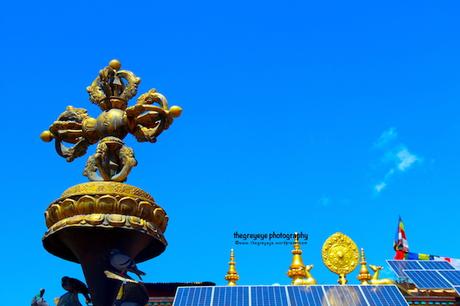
xmin=225 ymin=249 xmax=239 ymax=286
xmin=287 ymin=233 xmax=307 ymax=284
xmin=357 ymin=248 xmax=371 ymax=285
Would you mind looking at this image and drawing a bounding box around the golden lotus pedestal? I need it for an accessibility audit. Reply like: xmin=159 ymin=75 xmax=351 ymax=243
xmin=43 ymin=182 xmax=169 ymax=306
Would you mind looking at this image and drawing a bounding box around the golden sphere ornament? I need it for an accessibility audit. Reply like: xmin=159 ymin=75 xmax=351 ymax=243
xmin=169 ymin=105 xmax=182 ymax=118
xmin=108 ymin=59 xmax=121 ymax=70
xmin=40 ymin=130 xmax=53 ymax=142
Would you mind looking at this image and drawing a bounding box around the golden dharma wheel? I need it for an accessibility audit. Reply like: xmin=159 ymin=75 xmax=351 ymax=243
xmin=322 ymin=232 xmax=359 ymax=281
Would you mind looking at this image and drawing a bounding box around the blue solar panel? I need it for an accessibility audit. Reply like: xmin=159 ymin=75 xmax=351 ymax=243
xmin=438 ymin=270 xmax=460 ymax=286
xmin=418 ymin=260 xmax=456 ymax=270
xmin=212 ymin=286 xmax=249 ymax=306
xmin=287 ymin=286 xmax=325 ymax=306
xmin=251 ymin=286 xmax=289 ymax=306
xmin=360 ymin=285 xmax=408 ymax=306
xmin=404 ymin=270 xmax=453 ymax=289
xmin=323 ymin=285 xmax=367 ymax=306
xmin=174 ymin=287 xmax=212 ymax=306
xmin=174 ymin=285 xmax=410 ymax=306
xmin=386 ymin=260 xmax=423 ymax=277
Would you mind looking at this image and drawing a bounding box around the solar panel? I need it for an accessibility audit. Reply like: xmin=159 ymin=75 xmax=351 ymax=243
xmin=323 ymin=285 xmax=367 ymax=306
xmin=174 ymin=285 xmax=410 ymax=306
xmin=438 ymin=270 xmax=460 ymax=286
xmin=360 ymin=285 xmax=408 ymax=306
xmin=386 ymin=260 xmax=423 ymax=277
xmin=287 ymin=286 xmax=325 ymax=306
xmin=174 ymin=287 xmax=212 ymax=306
xmin=213 ymin=286 xmax=249 ymax=306
xmin=251 ymin=286 xmax=289 ymax=306
xmin=418 ymin=260 xmax=456 ymax=270
xmin=404 ymin=270 xmax=453 ymax=289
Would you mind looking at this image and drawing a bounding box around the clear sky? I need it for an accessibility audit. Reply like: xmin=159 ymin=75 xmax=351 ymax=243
xmin=2 ymin=0 xmax=460 ymax=304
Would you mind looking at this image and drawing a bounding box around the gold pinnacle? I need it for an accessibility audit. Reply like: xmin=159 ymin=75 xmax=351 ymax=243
xmin=357 ymin=248 xmax=371 ymax=285
xmin=287 ymin=233 xmax=317 ymax=285
xmin=287 ymin=233 xmax=307 ymax=284
xmin=225 ymin=249 xmax=240 ymax=286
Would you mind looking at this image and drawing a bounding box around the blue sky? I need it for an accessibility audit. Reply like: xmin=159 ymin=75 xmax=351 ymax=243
xmin=2 ymin=0 xmax=460 ymax=304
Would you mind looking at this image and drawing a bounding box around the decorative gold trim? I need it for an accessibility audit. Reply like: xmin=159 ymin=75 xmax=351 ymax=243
xmin=60 ymin=182 xmax=154 ymax=202
xmin=44 ymin=213 xmax=166 ymax=245
xmin=45 ymin=182 xmax=168 ymax=234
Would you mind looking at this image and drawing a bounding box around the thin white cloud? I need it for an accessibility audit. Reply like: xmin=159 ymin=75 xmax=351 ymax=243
xmin=374 ymin=127 xmax=398 ymax=148
xmin=372 ymin=128 xmax=421 ymax=194
xmin=374 ymin=182 xmax=387 ymax=193
xmin=396 ymin=147 xmax=419 ymax=171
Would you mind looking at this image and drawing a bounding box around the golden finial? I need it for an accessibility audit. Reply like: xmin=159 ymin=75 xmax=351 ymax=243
xmin=357 ymin=248 xmax=371 ymax=285
xmin=225 ymin=249 xmax=239 ymax=286
xmin=287 ymin=233 xmax=316 ymax=285
xmin=287 ymin=233 xmax=306 ymax=284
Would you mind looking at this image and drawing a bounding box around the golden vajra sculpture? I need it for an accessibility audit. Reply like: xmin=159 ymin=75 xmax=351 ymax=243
xmin=322 ymin=232 xmax=359 ymax=285
xmin=40 ymin=59 xmax=182 ymax=182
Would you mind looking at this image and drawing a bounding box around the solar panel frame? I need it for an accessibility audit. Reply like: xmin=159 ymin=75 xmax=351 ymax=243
xmin=323 ymin=285 xmax=367 ymax=306
xmin=360 ymin=285 xmax=408 ymax=306
xmin=418 ymin=260 xmax=456 ymax=270
xmin=386 ymin=260 xmax=423 ymax=277
xmin=438 ymin=270 xmax=460 ymax=286
xmin=403 ymin=269 xmax=453 ymax=289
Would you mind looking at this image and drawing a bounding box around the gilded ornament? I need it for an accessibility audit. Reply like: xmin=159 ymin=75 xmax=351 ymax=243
xmin=322 ymin=232 xmax=359 ymax=285
xmin=44 ymin=182 xmax=168 ymax=233
xmin=40 ymin=130 xmax=53 ymax=142
xmin=287 ymin=233 xmax=317 ymax=285
xmin=357 ymin=248 xmax=372 ymax=285
xmin=41 ymin=59 xmax=182 ymax=182
xmin=41 ymin=60 xmax=180 ymax=306
xmin=225 ymin=249 xmax=240 ymax=286
xmin=43 ymin=181 xmax=169 ymax=264
xmin=368 ymin=265 xmax=394 ymax=285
